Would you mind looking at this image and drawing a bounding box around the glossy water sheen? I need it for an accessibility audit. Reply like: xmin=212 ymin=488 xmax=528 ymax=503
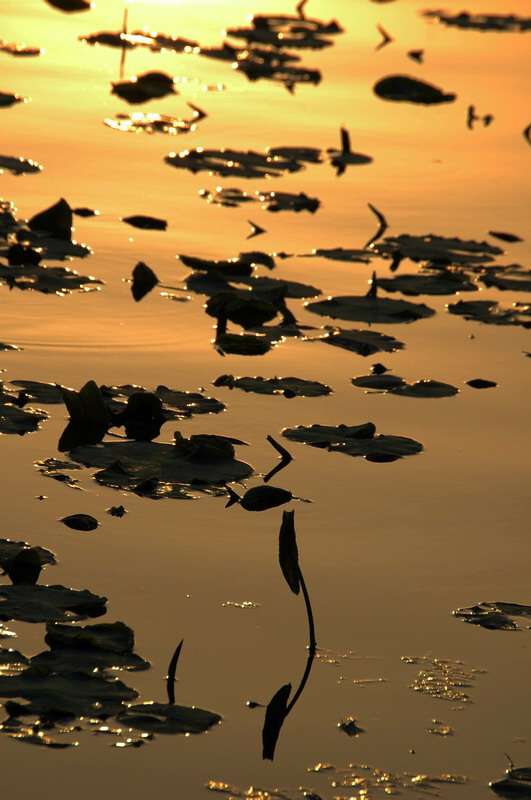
xmin=1 ymin=0 xmax=530 ymax=797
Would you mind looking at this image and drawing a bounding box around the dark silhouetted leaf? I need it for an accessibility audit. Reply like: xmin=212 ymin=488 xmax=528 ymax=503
xmin=466 ymin=378 xmax=497 ymax=389
xmin=262 ymin=683 xmax=291 ymax=760
xmin=28 ymin=198 xmax=72 ymax=241
xmin=123 ymin=215 xmax=167 ymax=231
xmin=117 ymin=702 xmax=221 ymax=734
xmin=59 ymin=514 xmax=98 ymax=531
xmin=6 ymin=548 xmax=41 ymax=585
xmin=279 ymin=510 xmax=300 ymax=595
xmin=374 ymin=74 xmax=456 ymax=104
xmin=0 ymin=584 xmax=107 ymax=623
xmin=131 ymin=261 xmax=159 ymax=301
xmin=166 ymin=639 xmax=183 ymax=705
xmin=61 ymin=380 xmax=109 ymax=427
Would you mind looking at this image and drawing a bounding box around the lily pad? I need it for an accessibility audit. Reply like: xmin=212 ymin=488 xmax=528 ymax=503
xmin=117 ymin=701 xmax=221 ymax=734
xmin=466 ymin=379 xmax=497 ymax=389
xmin=0 ymin=539 xmax=56 ymax=571
xmin=351 ymin=374 xmax=406 ymax=390
xmin=69 ymin=434 xmax=253 ymax=491
xmin=423 ymin=11 xmax=531 ymax=33
xmin=0 ymin=399 xmax=48 ymax=435
xmin=308 ymin=327 xmax=404 ymax=355
xmin=59 ymin=514 xmax=99 ymax=531
xmin=305 ymin=295 xmax=435 ymax=324
xmin=447 ymin=300 xmax=531 ymax=327
xmin=9 ymin=380 xmax=64 ymax=404
xmin=0 ymin=584 xmax=107 ymax=623
xmin=390 ymin=379 xmax=459 ymax=398
xmin=213 ymin=374 xmax=332 ymax=398
xmin=0 ymin=667 xmax=137 ymax=718
xmin=282 ymin=423 xmax=423 ymax=458
xmin=376 ymin=270 xmax=477 ymax=296
xmin=373 ymin=234 xmax=502 ymax=268
xmin=374 ymin=75 xmax=456 ymax=104
xmin=454 ymin=602 xmax=531 ymax=630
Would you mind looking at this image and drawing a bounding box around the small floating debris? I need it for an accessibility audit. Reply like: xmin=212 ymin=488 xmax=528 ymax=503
xmin=326 ymin=127 xmax=373 ymax=176
xmin=247 ymin=220 xmax=266 ymax=239
xmin=428 ymin=720 xmax=454 ymax=736
xmin=59 ymin=514 xmax=99 ymax=531
xmin=338 ymin=717 xmax=364 ymax=736
xmin=422 ymin=11 xmax=531 ymax=33
xmin=0 ymin=156 xmax=42 ymax=175
xmin=374 ymin=74 xmax=456 ymax=104
xmin=466 ymin=378 xmax=497 ymax=389
xmin=282 ymin=422 xmax=423 ymax=459
xmin=107 ymin=505 xmax=126 ymax=517
xmin=467 ymin=105 xmax=493 ymax=129
xmin=375 ymin=23 xmax=393 ymax=51
xmin=407 ymin=49 xmax=424 ymax=63
xmin=122 ymin=215 xmax=167 ymax=231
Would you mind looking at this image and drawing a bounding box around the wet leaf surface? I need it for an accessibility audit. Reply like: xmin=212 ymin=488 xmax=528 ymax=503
xmin=491 ymin=766 xmax=531 ymax=797
xmin=117 ymin=701 xmax=221 ymax=734
xmin=282 ymin=423 xmax=423 ymax=458
xmin=213 ymin=374 xmax=331 ymax=397
xmin=0 ymin=584 xmax=107 ymax=623
xmin=351 ymin=373 xmax=406 ymax=390
xmin=373 ymin=234 xmax=502 ymax=268
xmin=0 ymin=388 xmax=49 ymax=434
xmin=9 ymin=380 xmax=63 ymax=404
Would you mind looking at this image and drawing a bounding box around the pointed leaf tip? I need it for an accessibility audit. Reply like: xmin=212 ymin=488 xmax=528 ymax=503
xmin=262 ymin=682 xmax=291 ymax=760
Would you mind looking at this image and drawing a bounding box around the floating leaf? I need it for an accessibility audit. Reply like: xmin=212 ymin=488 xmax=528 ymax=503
xmin=423 ymin=11 xmax=531 ymax=33
xmin=131 ymin=261 xmax=158 ymax=301
xmin=352 ymin=374 xmax=406 ymax=390
xmin=9 ymin=380 xmax=63 ymax=404
xmin=117 ymin=701 xmax=221 ymax=734
xmin=0 ymin=539 xmax=56 ymax=571
xmin=278 ymin=510 xmax=300 ymax=595
xmin=390 ymin=379 xmax=459 ymax=398
xmin=374 ymin=74 xmax=456 ymax=104
xmin=59 ymin=514 xmax=98 ymax=532
xmin=5 ymin=548 xmax=42 ymax=585
xmin=262 ymin=683 xmax=291 ymax=760
xmin=448 ymin=300 xmax=531 ymax=328
xmin=308 ymin=327 xmax=404 ymax=355
xmin=282 ymin=423 xmax=423 ymax=459
xmin=376 ymin=270 xmax=477 ymax=296
xmin=213 ymin=374 xmax=331 ymax=398
xmin=454 ymin=602 xmax=531 ymax=631
xmin=122 ymin=215 xmax=167 ymax=231
xmin=466 ymin=378 xmax=497 ymax=389
xmin=490 ymin=766 xmax=531 ymax=797
xmin=306 ymin=294 xmax=435 ymax=324
xmin=0 ymin=584 xmax=107 ymax=623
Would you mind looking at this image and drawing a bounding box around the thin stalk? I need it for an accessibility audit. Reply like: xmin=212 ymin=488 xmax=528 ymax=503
xmin=285 ymin=566 xmax=316 ymax=714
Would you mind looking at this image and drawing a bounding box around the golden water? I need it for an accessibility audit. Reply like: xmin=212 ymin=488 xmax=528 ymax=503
xmin=1 ymin=0 xmax=530 ymax=797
